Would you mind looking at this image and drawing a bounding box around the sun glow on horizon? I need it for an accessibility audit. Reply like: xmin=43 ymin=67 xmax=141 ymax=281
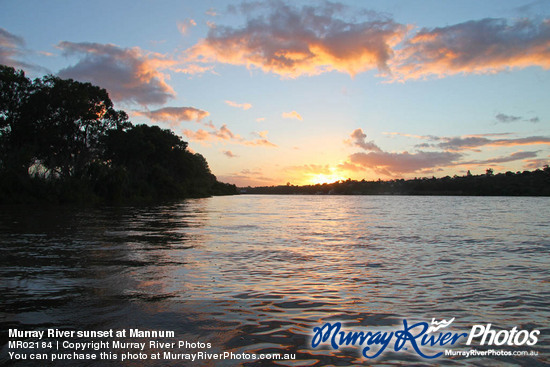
xmin=308 ymin=173 xmax=348 ymax=185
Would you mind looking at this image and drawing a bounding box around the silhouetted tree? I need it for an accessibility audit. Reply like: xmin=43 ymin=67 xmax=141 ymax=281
xmin=0 ymin=65 xmax=236 ymax=203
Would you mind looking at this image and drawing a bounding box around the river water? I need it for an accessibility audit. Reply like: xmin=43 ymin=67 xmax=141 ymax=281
xmin=1 ymin=195 xmax=549 ymax=366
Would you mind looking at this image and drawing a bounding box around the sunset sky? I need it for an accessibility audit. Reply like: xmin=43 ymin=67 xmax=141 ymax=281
xmin=2 ymin=0 xmax=549 ymax=186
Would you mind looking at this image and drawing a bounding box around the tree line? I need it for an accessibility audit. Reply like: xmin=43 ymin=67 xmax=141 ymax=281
xmin=244 ymin=168 xmax=550 ymax=196
xmin=0 ymin=65 xmax=236 ymax=204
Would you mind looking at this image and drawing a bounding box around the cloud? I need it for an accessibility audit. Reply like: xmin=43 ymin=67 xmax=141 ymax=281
xmin=134 ymin=107 xmax=209 ymax=124
xmin=178 ymin=19 xmax=197 ymax=35
xmin=495 ymin=113 xmax=522 ymax=123
xmin=206 ymin=8 xmax=219 ymax=17
xmin=435 ymin=135 xmax=550 ymax=151
xmin=253 ymin=130 xmax=269 ymax=138
xmin=183 ymin=123 xmax=277 ymax=147
xmin=461 ymin=151 xmax=539 ymax=165
xmin=256 ymin=117 xmax=266 ymax=122
xmin=222 ymin=150 xmax=238 ymax=158
xmin=344 ymin=128 xmax=461 ymax=175
xmin=495 ymin=113 xmax=540 ymax=124
xmin=243 ymin=138 xmax=278 ymax=147
xmin=217 ymin=168 xmax=277 ymax=187
xmin=0 ymin=28 xmax=25 ymax=68
xmin=350 ymin=150 xmax=461 ymax=175
xmin=0 ymin=27 xmax=44 ymax=71
xmin=57 ymin=41 xmax=176 ymax=105
xmin=337 ymin=161 xmax=366 ymax=173
xmin=282 ymin=110 xmax=303 ymax=120
xmin=346 ymin=127 xmax=550 ymax=176
xmin=404 ymin=132 xmax=550 ymax=151
xmin=393 ymin=18 xmax=550 ymax=80
xmin=524 ymin=158 xmax=550 ymax=170
xmin=172 ymin=64 xmax=215 ymax=75
xmin=225 ymin=100 xmax=252 ymax=110
xmin=285 ymin=164 xmax=332 ymax=175
xmin=345 ymin=128 xmax=382 ymax=151
xmin=491 ymin=136 xmax=550 ymax=147
xmin=186 ymin=2 xmax=407 ymax=77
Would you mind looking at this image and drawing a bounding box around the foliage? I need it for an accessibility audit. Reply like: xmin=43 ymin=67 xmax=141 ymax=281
xmin=0 ymin=65 xmax=236 ymax=204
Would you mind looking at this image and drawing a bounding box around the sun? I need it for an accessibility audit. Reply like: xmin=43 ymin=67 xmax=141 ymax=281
xmin=309 ymin=173 xmax=347 ymax=185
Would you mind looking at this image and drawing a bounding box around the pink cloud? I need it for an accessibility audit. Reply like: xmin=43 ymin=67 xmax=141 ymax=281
xmin=461 ymin=151 xmax=539 ymax=165
xmin=345 ymin=128 xmax=382 ymax=151
xmin=217 ymin=169 xmax=277 ymax=187
xmin=350 ymin=150 xmax=461 ymax=175
xmin=222 ymin=150 xmax=238 ymax=158
xmin=337 ymin=161 xmax=366 ymax=173
xmin=345 ymin=127 xmax=549 ymax=176
xmin=432 ymin=135 xmax=550 ymax=151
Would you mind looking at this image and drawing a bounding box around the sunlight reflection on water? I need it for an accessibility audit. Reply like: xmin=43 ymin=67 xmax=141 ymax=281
xmin=1 ymin=195 xmax=549 ymax=366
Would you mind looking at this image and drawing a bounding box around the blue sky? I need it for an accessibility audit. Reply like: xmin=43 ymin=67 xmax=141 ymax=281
xmin=1 ymin=0 xmax=549 ymax=186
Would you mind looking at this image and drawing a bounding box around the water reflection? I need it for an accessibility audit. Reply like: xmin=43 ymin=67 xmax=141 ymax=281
xmin=1 ymin=196 xmax=549 ymax=365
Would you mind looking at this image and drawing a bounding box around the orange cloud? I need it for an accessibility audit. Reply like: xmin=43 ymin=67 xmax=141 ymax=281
xmin=183 ymin=123 xmax=277 ymax=147
xmin=225 ymin=100 xmax=252 ymax=110
xmin=172 ymin=64 xmax=215 ymax=75
xmin=183 ymin=129 xmax=211 ymax=141
xmin=243 ymin=139 xmax=277 ymax=147
xmin=186 ymin=2 xmax=407 ymax=78
xmin=135 ymin=107 xmax=209 ymax=123
xmin=285 ymin=164 xmax=332 ymax=175
xmin=57 ymin=42 xmax=176 ymax=105
xmin=282 ymin=110 xmax=303 ymax=120
xmin=392 ymin=18 xmax=550 ymax=81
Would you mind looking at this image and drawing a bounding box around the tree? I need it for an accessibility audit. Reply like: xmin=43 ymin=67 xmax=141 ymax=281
xmin=0 ymin=65 xmax=236 ymax=203
xmin=103 ymin=124 xmax=218 ymax=199
xmin=0 ymin=65 xmax=33 ymax=178
xmin=24 ymin=75 xmax=129 ymax=179
xmin=0 ymin=65 xmax=129 ymax=181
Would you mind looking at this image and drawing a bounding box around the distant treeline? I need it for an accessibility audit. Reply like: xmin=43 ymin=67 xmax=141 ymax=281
xmin=243 ymin=168 xmax=550 ymax=196
xmin=0 ymin=65 xmax=236 ymax=204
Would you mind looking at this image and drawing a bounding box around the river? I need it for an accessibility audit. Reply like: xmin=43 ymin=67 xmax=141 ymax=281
xmin=1 ymin=195 xmax=549 ymax=366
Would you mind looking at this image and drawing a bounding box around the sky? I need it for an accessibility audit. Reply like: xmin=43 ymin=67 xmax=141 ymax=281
xmin=1 ymin=0 xmax=549 ymax=186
